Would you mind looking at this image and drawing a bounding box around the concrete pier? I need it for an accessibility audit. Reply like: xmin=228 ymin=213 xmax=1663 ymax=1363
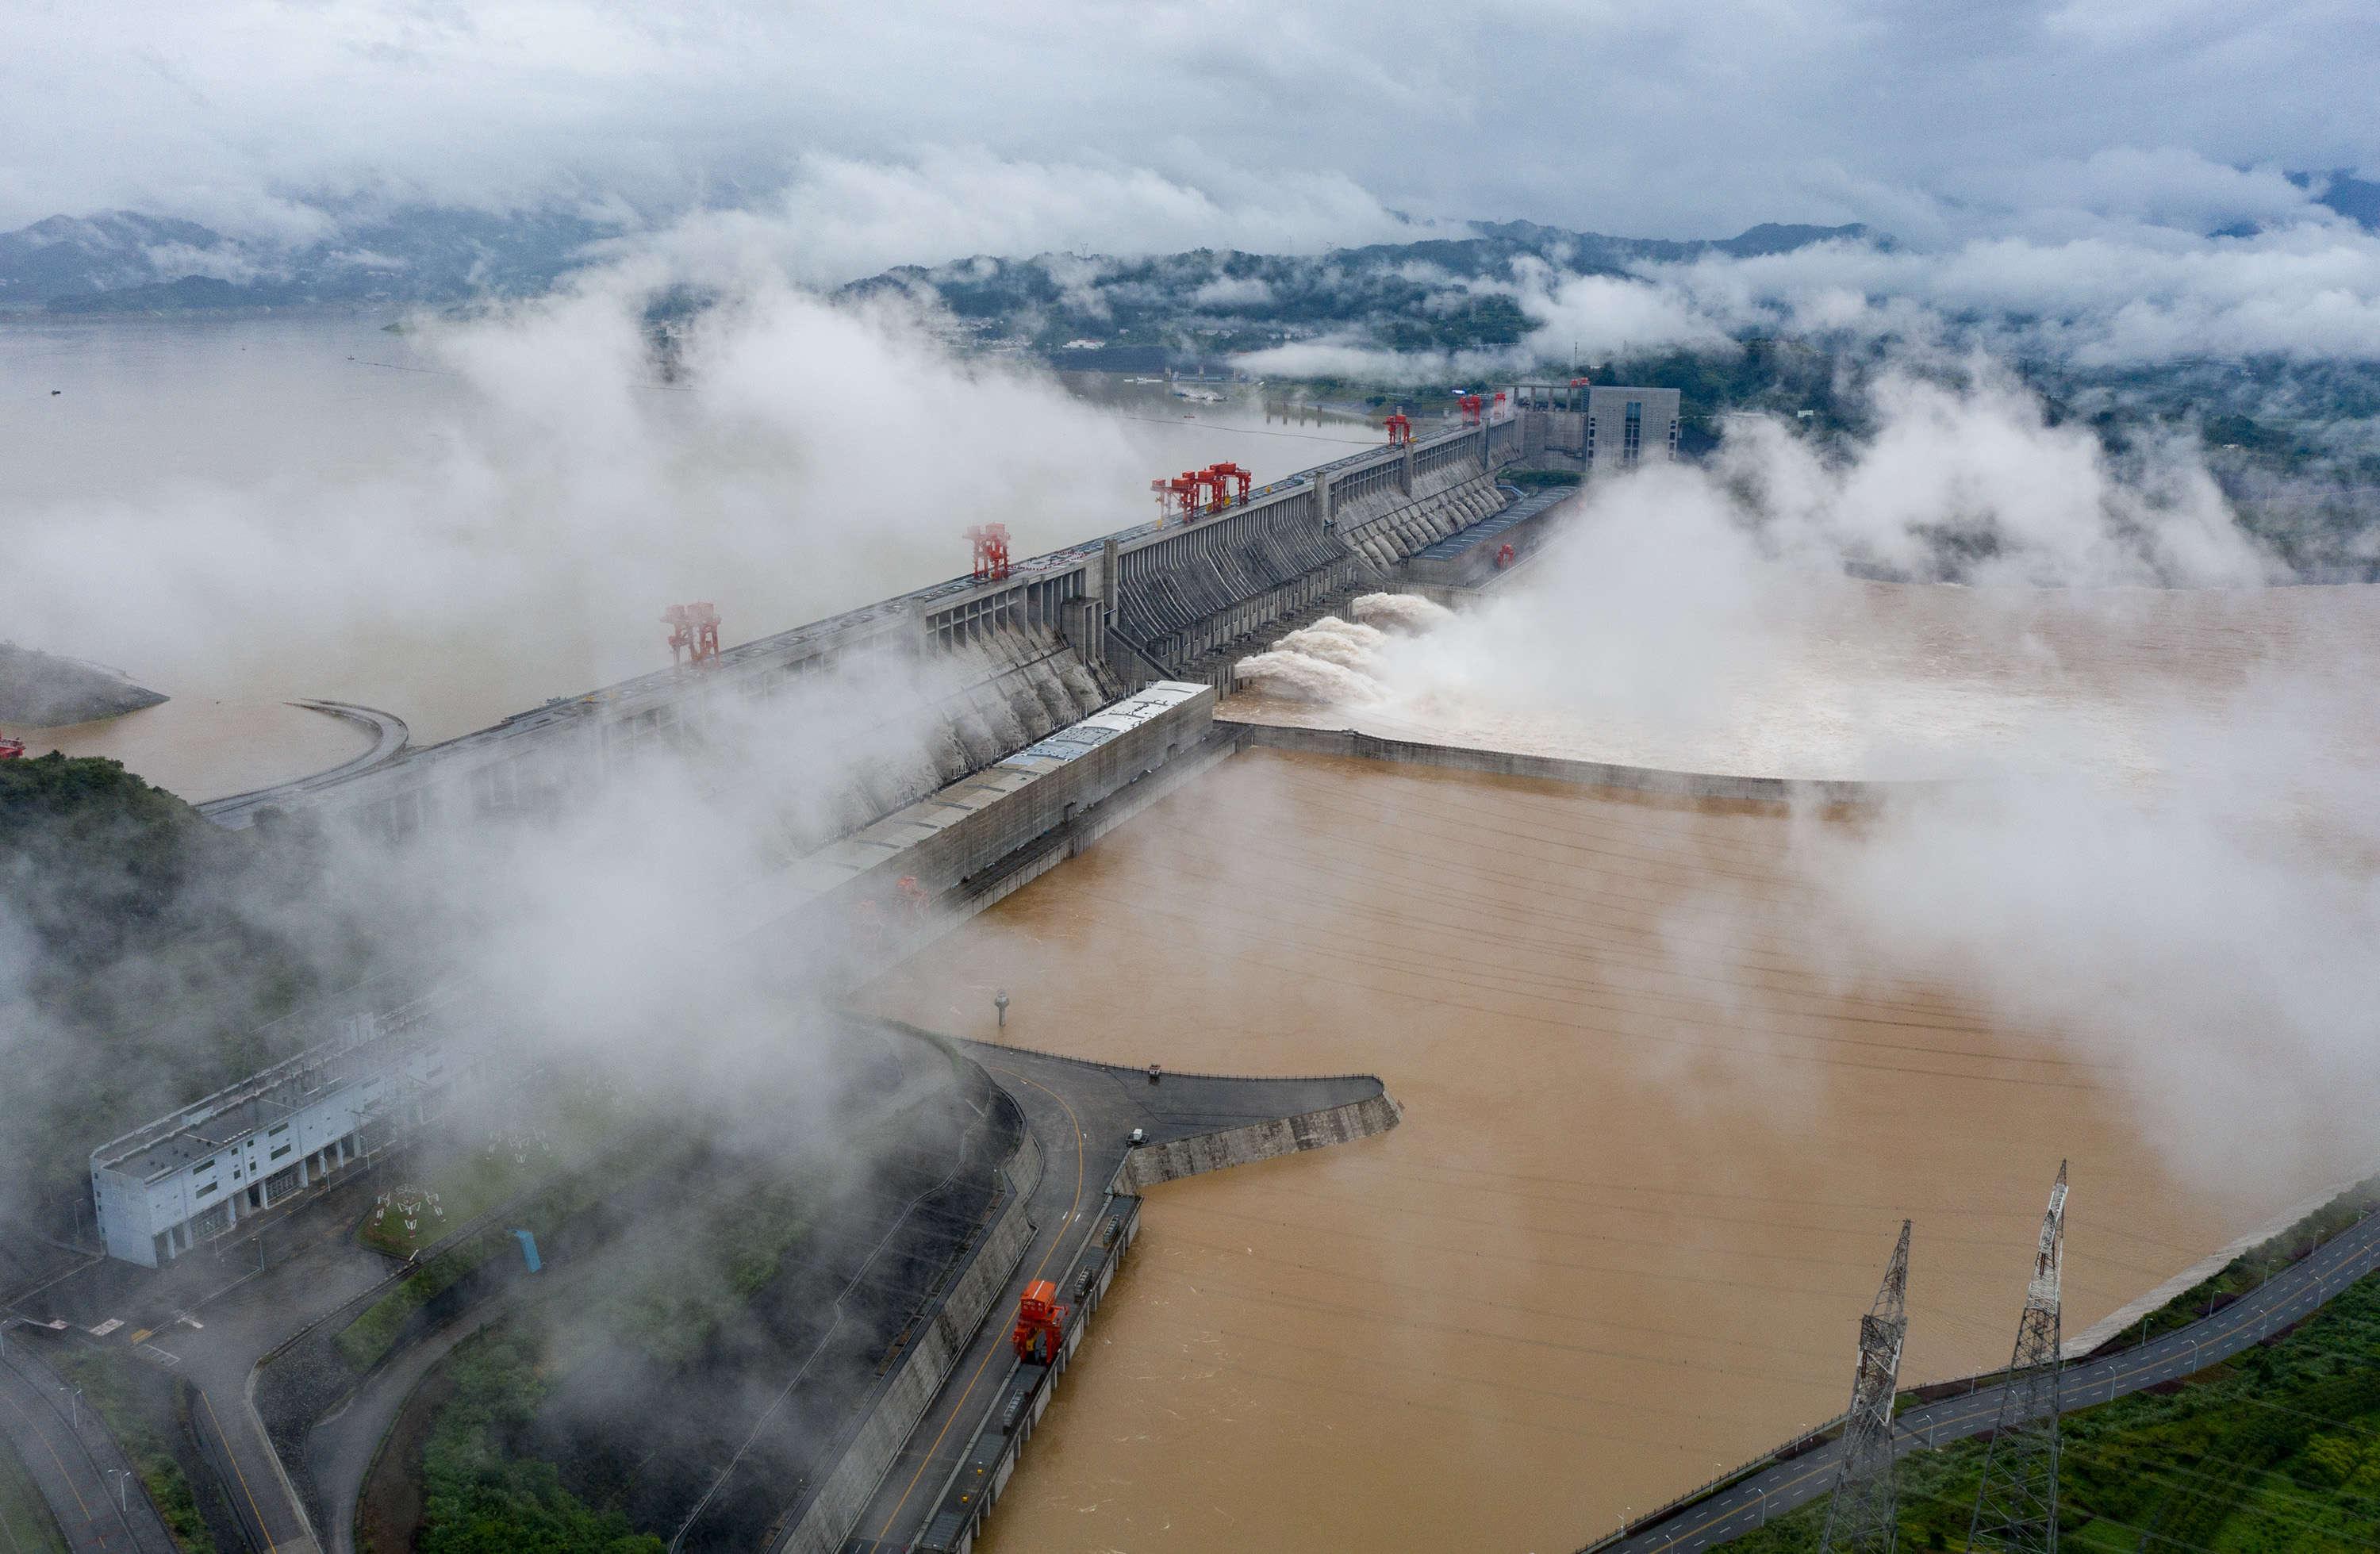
xmin=842 ymin=1042 xmax=1400 ymax=1554
xmin=1216 ymin=719 xmax=1924 ymax=807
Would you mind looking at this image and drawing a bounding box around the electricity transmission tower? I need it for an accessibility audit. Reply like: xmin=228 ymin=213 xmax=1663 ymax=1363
xmin=1968 ymin=1161 xmax=2070 ymax=1554
xmin=1819 ymin=1220 xmax=1912 ymax=1554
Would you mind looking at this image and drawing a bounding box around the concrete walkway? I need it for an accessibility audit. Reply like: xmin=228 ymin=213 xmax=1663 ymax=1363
xmin=843 ymin=1040 xmax=1391 ymax=1553
xmin=197 ymin=702 xmax=410 ymax=830
xmin=0 ymin=1338 xmax=175 ymax=1554
xmin=1580 ymin=1208 xmax=2380 ymax=1554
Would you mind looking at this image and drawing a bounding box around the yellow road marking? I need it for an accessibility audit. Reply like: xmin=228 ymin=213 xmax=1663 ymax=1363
xmin=866 ymin=1065 xmax=1089 ymax=1544
xmin=2 ymin=1383 xmax=106 ymax=1548
xmin=198 ymin=1391 xmax=277 ymax=1553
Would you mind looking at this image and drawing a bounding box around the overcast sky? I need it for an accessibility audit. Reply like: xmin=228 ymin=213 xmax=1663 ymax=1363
xmin=4 ymin=0 xmax=2374 ymax=255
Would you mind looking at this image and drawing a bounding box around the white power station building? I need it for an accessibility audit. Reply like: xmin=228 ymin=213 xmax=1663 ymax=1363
xmin=90 ymin=997 xmax=471 ymax=1267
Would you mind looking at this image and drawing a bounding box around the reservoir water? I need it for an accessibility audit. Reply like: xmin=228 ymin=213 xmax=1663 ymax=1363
xmin=858 ymin=751 xmax=2362 ymax=1554
xmin=1 ymin=317 xmax=1354 ymax=796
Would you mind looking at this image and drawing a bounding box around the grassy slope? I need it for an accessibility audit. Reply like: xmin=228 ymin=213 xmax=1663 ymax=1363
xmin=40 ymin=1345 xmax=213 ymax=1554
xmin=0 ymin=1429 xmax=70 ymax=1554
xmin=0 ymin=754 xmax=397 ymax=1222
xmin=417 ymin=1330 xmax=660 ymax=1554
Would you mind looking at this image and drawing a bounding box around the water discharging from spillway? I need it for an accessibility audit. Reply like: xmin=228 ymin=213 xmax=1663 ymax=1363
xmin=857 ymin=752 xmax=2361 ymax=1554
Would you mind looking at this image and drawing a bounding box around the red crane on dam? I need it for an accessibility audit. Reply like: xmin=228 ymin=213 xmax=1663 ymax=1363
xmin=1384 ymin=410 xmax=1411 ymax=445
xmin=1153 ymin=463 xmax=1252 ymax=525
xmin=662 ymin=603 xmax=721 ymax=670
xmin=1013 ymin=1280 xmax=1068 ymax=1364
xmin=1204 ymin=461 xmax=1253 ymax=508
xmin=1151 ymin=470 xmax=1203 ymax=524
xmin=968 ymin=523 xmax=1012 ymax=582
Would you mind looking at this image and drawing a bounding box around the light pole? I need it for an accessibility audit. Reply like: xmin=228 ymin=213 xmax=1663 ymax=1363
xmin=71 ymin=1386 xmax=82 ymax=1429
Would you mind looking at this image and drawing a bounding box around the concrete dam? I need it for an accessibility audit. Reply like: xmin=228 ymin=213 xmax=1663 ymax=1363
xmin=49 ymin=411 xmax=1576 ymax=1554
xmin=200 ymin=412 xmax=1535 ymax=851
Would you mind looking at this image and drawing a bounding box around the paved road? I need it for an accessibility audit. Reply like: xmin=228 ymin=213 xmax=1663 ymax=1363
xmin=842 ymin=1040 xmax=1385 ymax=1554
xmin=316 ymin=1029 xmax=965 ymax=1554
xmin=196 ymin=701 xmax=410 ymax=830
xmin=0 ymin=1338 xmax=175 ymax=1554
xmin=1583 ymin=1209 xmax=2380 ymax=1554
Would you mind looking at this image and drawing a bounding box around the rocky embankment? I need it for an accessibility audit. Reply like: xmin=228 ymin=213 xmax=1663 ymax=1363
xmin=0 ymin=642 xmax=167 ymax=727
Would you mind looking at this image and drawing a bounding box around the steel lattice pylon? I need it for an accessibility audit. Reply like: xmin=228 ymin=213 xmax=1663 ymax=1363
xmin=1819 ymin=1220 xmax=1913 ymax=1554
xmin=1967 ymin=1161 xmax=2070 ymax=1554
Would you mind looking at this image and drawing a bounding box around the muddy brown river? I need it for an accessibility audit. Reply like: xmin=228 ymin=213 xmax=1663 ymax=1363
xmin=858 ymin=750 xmax=2359 ymax=1554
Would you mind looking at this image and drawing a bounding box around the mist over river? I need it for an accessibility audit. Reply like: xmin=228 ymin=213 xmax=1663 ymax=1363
xmin=0 ymin=315 xmax=1350 ymax=796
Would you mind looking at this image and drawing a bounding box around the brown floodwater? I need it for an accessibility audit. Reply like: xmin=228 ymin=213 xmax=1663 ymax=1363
xmin=858 ymin=750 xmax=2358 ymax=1554
xmin=2 ymin=696 xmax=374 ymax=802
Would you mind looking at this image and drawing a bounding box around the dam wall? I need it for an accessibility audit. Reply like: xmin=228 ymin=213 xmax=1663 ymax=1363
xmin=727 ymin=681 xmax=1220 ymax=983
xmin=904 ymin=1075 xmax=1401 ymax=1554
xmin=209 ymin=416 xmax=1521 ymax=842
xmin=775 ymin=1118 xmax=1044 ymax=1554
xmin=1119 ymin=1091 xmax=1403 ymax=1189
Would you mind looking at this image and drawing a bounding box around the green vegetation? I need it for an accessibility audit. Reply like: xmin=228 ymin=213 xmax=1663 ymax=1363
xmin=359 ymin=1088 xmax=628 ymax=1258
xmin=0 ymin=754 xmax=408 ymax=1223
xmin=0 ymin=1429 xmax=70 ymax=1554
xmin=338 ymin=1127 xmax=665 ymax=1371
xmin=338 ymin=1237 xmax=503 ymax=1371
xmin=419 ymin=1329 xmax=659 ymax=1554
xmin=589 ymin=1171 xmax=827 ymax=1365
xmin=40 ymin=1345 xmax=215 ymax=1553
xmin=2129 ymin=1176 xmax=2380 ymax=1347
xmin=1730 ymin=1268 xmax=2380 ymax=1554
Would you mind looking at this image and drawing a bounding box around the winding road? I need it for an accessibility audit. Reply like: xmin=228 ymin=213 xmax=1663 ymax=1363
xmin=0 ymin=1337 xmax=175 ymax=1554
xmin=1580 ymin=1209 xmax=2380 ymax=1554
xmin=196 ymin=701 xmax=409 ymax=831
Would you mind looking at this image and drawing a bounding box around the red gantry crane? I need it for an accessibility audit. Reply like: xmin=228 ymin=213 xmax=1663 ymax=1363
xmin=967 ymin=523 xmax=1012 ymax=582
xmin=662 ymin=603 xmax=721 ymax=670
xmin=1150 ymin=470 xmax=1203 ymax=524
xmin=1204 ymin=461 xmax=1253 ymax=507
xmin=1013 ymin=1280 xmax=1068 ymax=1364
xmin=1384 ymin=411 xmax=1411 ymax=445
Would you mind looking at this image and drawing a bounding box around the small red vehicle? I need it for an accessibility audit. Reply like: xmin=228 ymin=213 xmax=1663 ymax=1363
xmin=1012 ymin=1280 xmax=1068 ymax=1364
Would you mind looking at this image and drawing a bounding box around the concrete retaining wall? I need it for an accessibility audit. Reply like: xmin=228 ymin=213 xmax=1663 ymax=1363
xmin=1119 ymin=1093 xmax=1403 ymax=1191
xmin=1400 ymin=486 xmax=1578 ymax=589
xmin=774 ymin=1128 xmax=1044 ymax=1554
xmin=1219 ymin=722 xmax=1929 ymax=808
xmin=727 ymin=684 xmax=1219 ymax=986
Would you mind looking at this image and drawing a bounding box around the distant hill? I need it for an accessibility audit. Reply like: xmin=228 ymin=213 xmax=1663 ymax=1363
xmin=839 ymin=221 xmax=1883 ymax=359
xmin=0 ymin=206 xmax=618 ymax=314
xmin=0 ymin=204 xmax=1879 ymax=322
xmin=0 ymin=643 xmax=167 ymax=728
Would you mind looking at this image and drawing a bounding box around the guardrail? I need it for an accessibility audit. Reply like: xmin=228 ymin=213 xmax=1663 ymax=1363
xmin=1572 ymin=1411 xmax=1850 ymax=1554
xmin=908 ymin=1189 xmax=1146 ymax=1553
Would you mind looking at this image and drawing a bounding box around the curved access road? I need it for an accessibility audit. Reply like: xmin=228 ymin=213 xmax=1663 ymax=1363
xmin=0 ymin=1337 xmax=177 ymax=1554
xmin=197 ymin=701 xmax=409 ymax=831
xmin=1579 ymin=1210 xmax=2380 ymax=1554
